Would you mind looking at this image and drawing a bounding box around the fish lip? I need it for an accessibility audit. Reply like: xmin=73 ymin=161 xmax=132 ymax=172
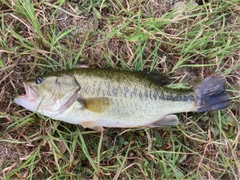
xmin=23 ymin=82 xmax=29 ymax=98
xmin=23 ymin=82 xmax=39 ymax=101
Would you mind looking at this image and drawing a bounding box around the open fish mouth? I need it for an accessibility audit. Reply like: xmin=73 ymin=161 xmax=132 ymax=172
xmin=14 ymin=82 xmax=41 ymax=113
xmin=22 ymin=82 xmax=39 ymax=101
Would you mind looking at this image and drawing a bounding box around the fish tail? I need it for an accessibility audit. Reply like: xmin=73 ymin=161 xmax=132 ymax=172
xmin=193 ymin=72 xmax=230 ymax=112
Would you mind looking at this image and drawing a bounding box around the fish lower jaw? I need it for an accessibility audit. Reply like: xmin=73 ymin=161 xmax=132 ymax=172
xmin=17 ymin=94 xmax=37 ymax=103
xmin=14 ymin=96 xmax=35 ymax=107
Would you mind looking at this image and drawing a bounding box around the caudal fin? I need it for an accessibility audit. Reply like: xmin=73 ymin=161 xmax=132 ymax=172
xmin=193 ymin=72 xmax=230 ymax=112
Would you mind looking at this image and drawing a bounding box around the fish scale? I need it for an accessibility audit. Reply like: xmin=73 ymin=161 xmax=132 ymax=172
xmin=72 ymin=73 xmax=196 ymax=127
xmin=78 ymin=73 xmax=194 ymax=102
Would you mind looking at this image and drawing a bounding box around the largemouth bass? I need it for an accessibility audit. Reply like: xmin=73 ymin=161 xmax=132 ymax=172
xmin=14 ymin=69 xmax=230 ymax=131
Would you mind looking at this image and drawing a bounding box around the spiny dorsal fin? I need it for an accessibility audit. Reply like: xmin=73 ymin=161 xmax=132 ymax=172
xmin=78 ymin=97 xmax=111 ymax=113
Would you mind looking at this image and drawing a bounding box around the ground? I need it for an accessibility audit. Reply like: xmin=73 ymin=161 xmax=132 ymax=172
xmin=0 ymin=0 xmax=239 ymax=179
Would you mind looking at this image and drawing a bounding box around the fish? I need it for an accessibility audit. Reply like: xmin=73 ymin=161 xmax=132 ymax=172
xmin=14 ymin=69 xmax=230 ymax=131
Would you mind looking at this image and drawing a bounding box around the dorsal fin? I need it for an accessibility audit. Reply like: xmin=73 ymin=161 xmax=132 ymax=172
xmin=141 ymin=71 xmax=169 ymax=86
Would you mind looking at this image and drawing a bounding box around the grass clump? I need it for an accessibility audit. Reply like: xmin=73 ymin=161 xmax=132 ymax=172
xmin=0 ymin=0 xmax=239 ymax=179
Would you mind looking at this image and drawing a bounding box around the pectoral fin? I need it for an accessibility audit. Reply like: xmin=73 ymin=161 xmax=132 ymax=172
xmin=81 ymin=121 xmax=104 ymax=131
xmin=78 ymin=97 xmax=111 ymax=113
xmin=147 ymin=115 xmax=179 ymax=127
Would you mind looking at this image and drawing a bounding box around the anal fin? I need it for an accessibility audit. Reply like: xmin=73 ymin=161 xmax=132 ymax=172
xmin=147 ymin=115 xmax=179 ymax=127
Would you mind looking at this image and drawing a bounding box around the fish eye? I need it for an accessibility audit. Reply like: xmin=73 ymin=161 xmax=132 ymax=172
xmin=36 ymin=77 xmax=44 ymax=84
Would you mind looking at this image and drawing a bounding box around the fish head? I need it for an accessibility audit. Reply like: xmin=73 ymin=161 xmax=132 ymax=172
xmin=14 ymin=74 xmax=80 ymax=116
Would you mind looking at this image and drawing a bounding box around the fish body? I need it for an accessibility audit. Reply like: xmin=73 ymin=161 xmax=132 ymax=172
xmin=14 ymin=69 xmax=230 ymax=130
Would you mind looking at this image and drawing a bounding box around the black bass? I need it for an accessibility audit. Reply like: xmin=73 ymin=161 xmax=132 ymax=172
xmin=14 ymin=69 xmax=230 ymax=131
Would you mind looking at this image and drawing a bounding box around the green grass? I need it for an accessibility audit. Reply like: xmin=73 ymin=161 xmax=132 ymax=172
xmin=0 ymin=0 xmax=240 ymax=179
